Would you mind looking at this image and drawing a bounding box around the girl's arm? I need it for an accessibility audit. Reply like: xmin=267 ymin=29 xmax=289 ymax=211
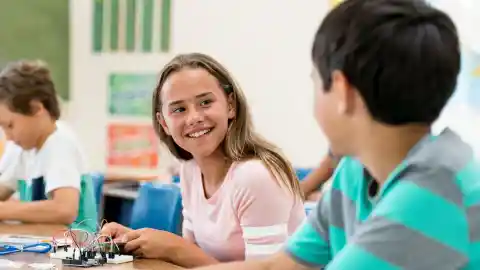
xmin=300 ymin=153 xmax=338 ymax=197
xmin=122 ymin=228 xmax=220 ymax=268
xmin=162 ymin=233 xmax=220 ymax=267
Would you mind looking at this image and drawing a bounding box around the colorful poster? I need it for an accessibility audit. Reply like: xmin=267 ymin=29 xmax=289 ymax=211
xmin=107 ymin=124 xmax=159 ymax=169
xmin=108 ymin=73 xmax=158 ymax=117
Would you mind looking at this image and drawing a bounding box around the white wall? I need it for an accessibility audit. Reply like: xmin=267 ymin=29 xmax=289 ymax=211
xmin=430 ymin=0 xmax=480 ymax=158
xmin=68 ymin=0 xmax=480 ymax=174
xmin=68 ymin=0 xmax=330 ymax=173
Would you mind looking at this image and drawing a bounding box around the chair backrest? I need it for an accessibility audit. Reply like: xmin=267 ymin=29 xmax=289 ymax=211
xmin=129 ymin=183 xmax=183 ymax=234
xmin=295 ymin=168 xmax=313 ymax=181
xmin=90 ymin=172 xmax=104 ymax=213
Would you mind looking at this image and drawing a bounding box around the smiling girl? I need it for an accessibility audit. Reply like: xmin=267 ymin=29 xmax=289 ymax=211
xmin=101 ymin=53 xmax=306 ymax=267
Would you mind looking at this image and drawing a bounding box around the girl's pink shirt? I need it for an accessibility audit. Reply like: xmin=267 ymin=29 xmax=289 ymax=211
xmin=180 ymin=159 xmax=306 ymax=262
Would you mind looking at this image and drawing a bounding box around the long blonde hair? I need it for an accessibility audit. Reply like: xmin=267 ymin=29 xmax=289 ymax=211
xmin=152 ymin=53 xmax=302 ymax=198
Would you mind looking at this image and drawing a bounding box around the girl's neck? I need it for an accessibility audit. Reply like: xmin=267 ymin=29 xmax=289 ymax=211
xmin=195 ymin=149 xmax=231 ymax=186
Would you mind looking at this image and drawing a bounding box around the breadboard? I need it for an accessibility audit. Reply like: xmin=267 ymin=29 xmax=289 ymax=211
xmin=50 ymin=248 xmax=133 ymax=264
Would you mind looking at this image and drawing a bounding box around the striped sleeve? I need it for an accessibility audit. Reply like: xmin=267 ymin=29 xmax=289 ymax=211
xmin=286 ymin=190 xmax=331 ymax=267
xmin=232 ymin=161 xmax=300 ymax=259
xmin=468 ymin=202 xmax=480 ymax=266
xmin=327 ymin=166 xmax=469 ymax=269
xmin=458 ymin=161 xmax=480 ymax=267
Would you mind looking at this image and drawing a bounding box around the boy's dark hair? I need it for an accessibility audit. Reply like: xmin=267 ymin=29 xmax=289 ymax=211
xmin=0 ymin=60 xmax=60 ymax=120
xmin=312 ymin=0 xmax=460 ymax=125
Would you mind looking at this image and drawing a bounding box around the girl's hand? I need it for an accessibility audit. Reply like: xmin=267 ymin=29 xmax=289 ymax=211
xmin=122 ymin=228 xmax=177 ymax=259
xmin=100 ymin=222 xmax=132 ymax=242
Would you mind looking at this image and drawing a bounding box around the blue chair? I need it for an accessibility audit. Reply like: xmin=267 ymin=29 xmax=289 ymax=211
xmin=295 ymin=168 xmax=313 ymax=181
xmin=129 ymin=183 xmax=183 ymax=235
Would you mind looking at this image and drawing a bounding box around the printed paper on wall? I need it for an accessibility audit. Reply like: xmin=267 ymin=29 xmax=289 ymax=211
xmin=108 ymin=73 xmax=157 ymax=117
xmin=107 ymin=123 xmax=159 ymax=169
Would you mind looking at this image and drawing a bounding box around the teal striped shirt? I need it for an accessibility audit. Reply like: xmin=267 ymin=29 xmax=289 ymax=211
xmin=286 ymin=129 xmax=480 ymax=269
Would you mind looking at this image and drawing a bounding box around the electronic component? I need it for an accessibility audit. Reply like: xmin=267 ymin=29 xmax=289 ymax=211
xmin=50 ymin=247 xmax=133 ymax=266
xmin=48 ymin=219 xmax=134 ymax=267
xmin=62 ymin=258 xmax=104 ymax=268
xmin=110 ymin=242 xmax=134 ymax=256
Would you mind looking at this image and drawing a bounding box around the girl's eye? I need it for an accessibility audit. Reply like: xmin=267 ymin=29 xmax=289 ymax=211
xmin=200 ymin=99 xmax=212 ymax=106
xmin=172 ymin=107 xmax=185 ymax=113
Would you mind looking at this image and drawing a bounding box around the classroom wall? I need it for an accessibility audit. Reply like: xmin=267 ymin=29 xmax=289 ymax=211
xmin=67 ymin=0 xmax=480 ymax=175
xmin=430 ymin=0 xmax=480 ymax=158
xmin=68 ymin=0 xmax=330 ymax=174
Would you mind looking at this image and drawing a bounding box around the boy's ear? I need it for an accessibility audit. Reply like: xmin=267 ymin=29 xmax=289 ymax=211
xmin=156 ymin=112 xmax=171 ymax=135
xmin=331 ymin=70 xmax=355 ymax=115
xmin=227 ymin=93 xmax=236 ymax=120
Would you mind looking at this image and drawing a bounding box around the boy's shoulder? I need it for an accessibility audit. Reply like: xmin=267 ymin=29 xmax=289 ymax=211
xmin=407 ymin=129 xmax=473 ymax=173
xmin=330 ymin=156 xmax=365 ymax=199
xmin=42 ymin=121 xmax=83 ymax=153
xmin=36 ymin=121 xmax=89 ymax=172
xmin=404 ymin=129 xmax=478 ymax=198
xmin=331 ymin=129 xmax=478 ymax=200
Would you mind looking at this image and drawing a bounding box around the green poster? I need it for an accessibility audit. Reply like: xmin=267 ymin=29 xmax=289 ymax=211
xmin=108 ymin=73 xmax=158 ymax=116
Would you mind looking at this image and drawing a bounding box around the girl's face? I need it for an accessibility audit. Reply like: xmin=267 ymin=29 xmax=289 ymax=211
xmin=158 ymin=68 xmax=236 ymax=159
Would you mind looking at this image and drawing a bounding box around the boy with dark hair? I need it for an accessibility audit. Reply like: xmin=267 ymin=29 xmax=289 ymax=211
xmin=0 ymin=60 xmax=97 ymax=231
xmin=196 ymin=0 xmax=480 ymax=269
